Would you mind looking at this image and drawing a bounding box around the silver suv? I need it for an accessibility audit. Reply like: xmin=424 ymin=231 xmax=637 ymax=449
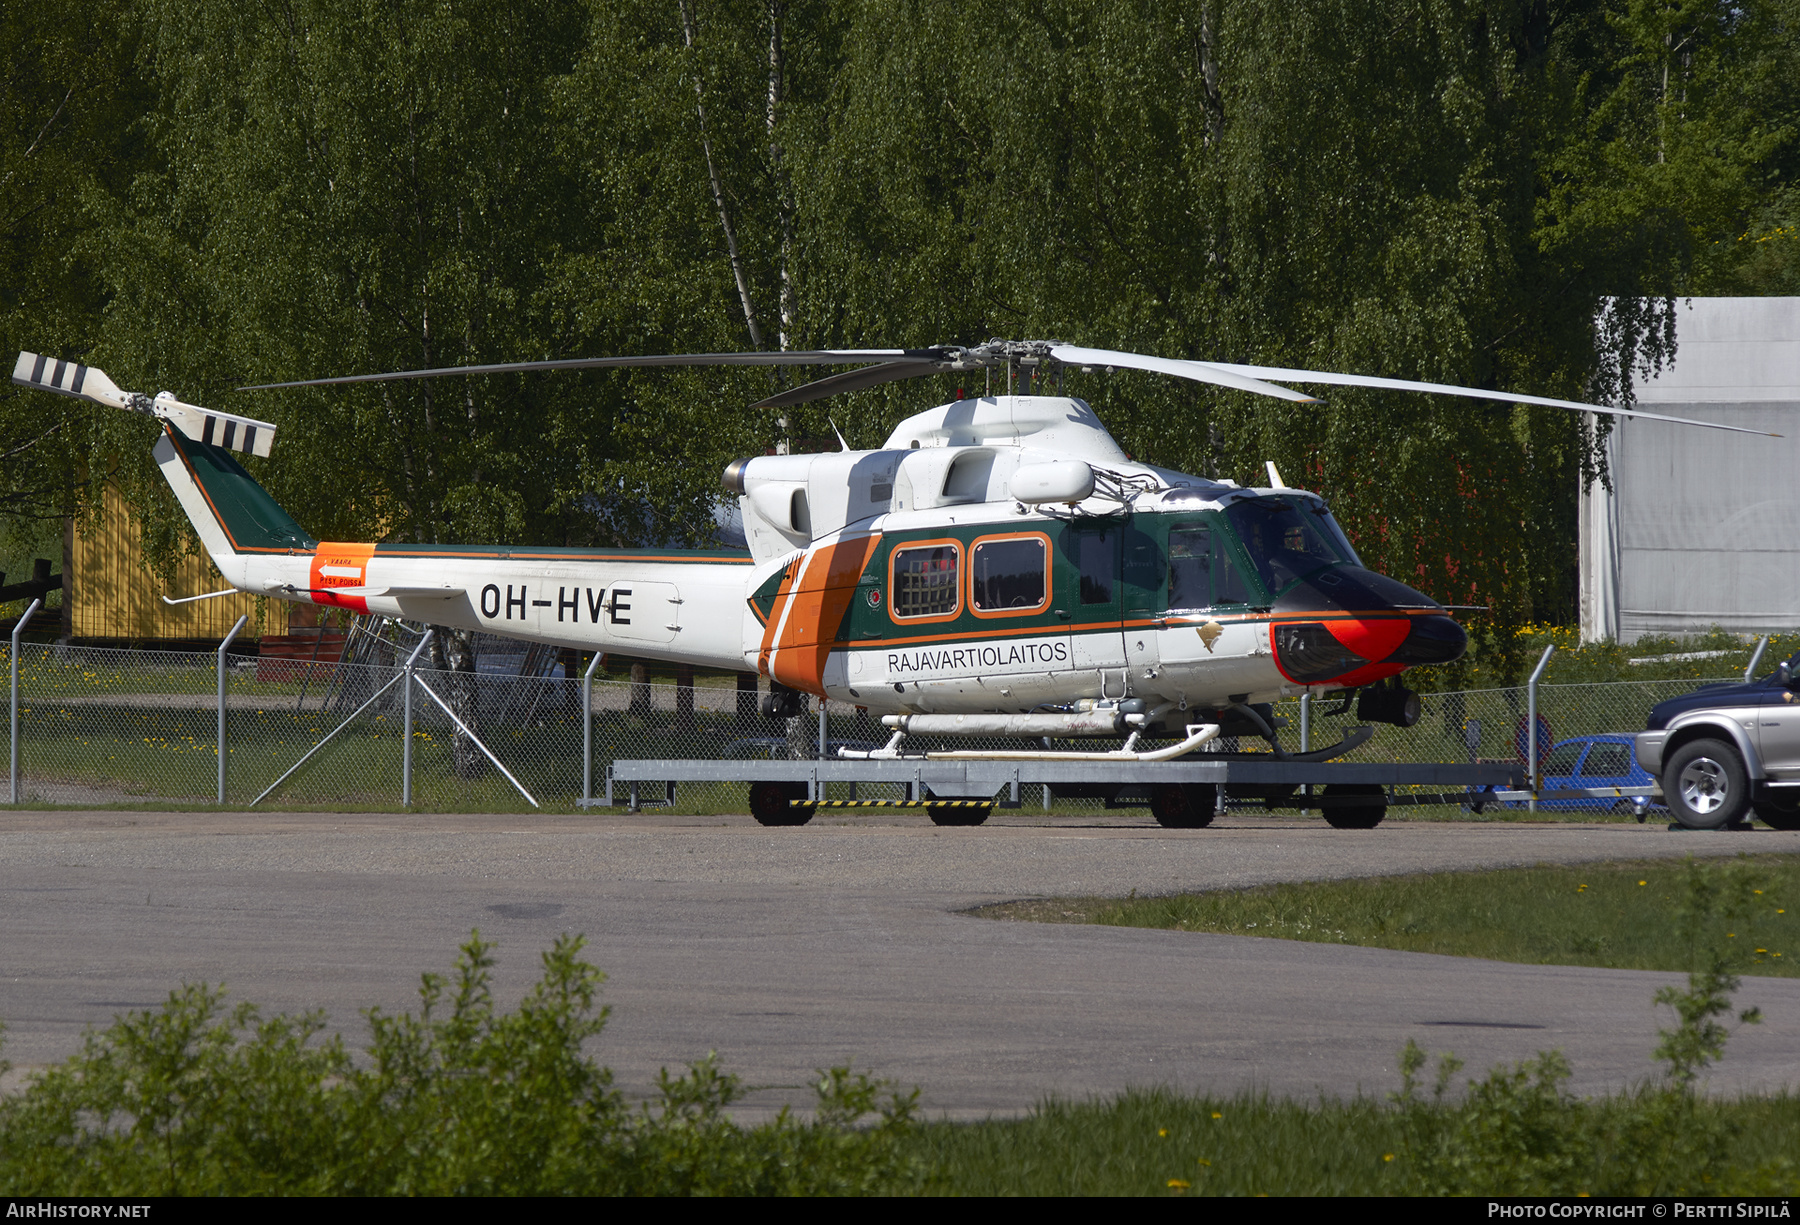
xmin=1636 ymin=658 xmax=1800 ymax=830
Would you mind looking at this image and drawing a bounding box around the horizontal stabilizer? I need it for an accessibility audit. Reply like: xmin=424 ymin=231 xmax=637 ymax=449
xmin=263 ymin=582 xmax=465 ymax=599
xmin=13 ymin=351 xmax=279 ymax=457
xmin=326 ymin=584 xmax=466 ymax=599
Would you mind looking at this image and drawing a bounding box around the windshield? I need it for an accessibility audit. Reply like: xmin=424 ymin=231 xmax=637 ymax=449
xmin=1223 ymin=496 xmax=1358 ymax=595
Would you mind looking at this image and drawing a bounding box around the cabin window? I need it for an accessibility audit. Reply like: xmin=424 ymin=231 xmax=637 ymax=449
xmin=1167 ymin=526 xmax=1252 ymax=609
xmin=1078 ymin=529 xmax=1116 ymax=605
xmin=891 ymin=543 xmax=961 ymax=619
xmin=971 ymin=534 xmax=1050 ymax=615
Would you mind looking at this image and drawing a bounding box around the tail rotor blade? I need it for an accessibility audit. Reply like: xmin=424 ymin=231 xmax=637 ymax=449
xmin=13 ymin=351 xmax=279 ymax=457
xmin=152 ymin=394 xmax=278 ymax=459
xmin=12 ymin=351 xmax=130 ymax=409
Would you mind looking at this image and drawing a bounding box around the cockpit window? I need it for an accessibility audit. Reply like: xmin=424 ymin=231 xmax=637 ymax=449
xmin=1223 ymin=496 xmax=1355 ymax=595
xmin=1167 ymin=526 xmax=1253 ymax=610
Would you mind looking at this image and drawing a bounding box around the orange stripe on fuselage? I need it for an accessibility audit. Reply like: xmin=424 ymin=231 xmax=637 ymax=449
xmin=757 ymin=557 xmax=803 ymax=678
xmin=767 ymin=535 xmax=881 ymax=696
xmin=309 ymin=542 xmax=376 ymax=614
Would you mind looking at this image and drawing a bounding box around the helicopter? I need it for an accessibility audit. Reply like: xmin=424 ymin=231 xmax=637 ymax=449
xmin=11 ymin=340 xmax=1773 ymax=773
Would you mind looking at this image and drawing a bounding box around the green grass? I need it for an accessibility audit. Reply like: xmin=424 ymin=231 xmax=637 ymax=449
xmin=907 ymin=1085 xmax=1800 ymax=1196
xmin=980 ymin=855 xmax=1800 ymax=976
xmin=912 ymin=1091 xmax=1406 ymax=1195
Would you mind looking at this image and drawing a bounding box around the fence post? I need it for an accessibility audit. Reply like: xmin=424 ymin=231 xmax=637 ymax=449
xmin=1299 ymin=690 xmax=1311 ymax=799
xmin=1527 ymin=645 xmax=1555 ymax=813
xmin=217 ymin=615 xmax=248 ymax=805
xmin=1745 ymin=634 xmax=1770 ymax=682
xmin=401 ymin=630 xmax=435 ymax=807
xmin=10 ymin=597 xmax=42 ymax=805
xmin=582 ymin=650 xmax=604 ymax=806
xmin=818 ymin=696 xmax=827 ymax=760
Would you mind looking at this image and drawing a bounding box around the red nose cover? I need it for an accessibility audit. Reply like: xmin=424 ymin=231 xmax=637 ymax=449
xmin=1326 ymin=617 xmax=1410 ymax=663
xmin=1269 ymin=616 xmax=1414 ymax=689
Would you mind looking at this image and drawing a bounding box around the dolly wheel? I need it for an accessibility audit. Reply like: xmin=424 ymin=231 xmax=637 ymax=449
xmin=927 ymin=803 xmax=992 ymax=827
xmin=1150 ymin=784 xmax=1216 ymax=829
xmin=749 ymin=781 xmax=814 ymax=827
xmin=1322 ymin=783 xmax=1386 ymax=829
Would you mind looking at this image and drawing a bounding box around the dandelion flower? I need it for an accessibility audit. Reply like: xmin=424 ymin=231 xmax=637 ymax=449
xmin=1167 ymin=1179 xmax=1190 ymax=1189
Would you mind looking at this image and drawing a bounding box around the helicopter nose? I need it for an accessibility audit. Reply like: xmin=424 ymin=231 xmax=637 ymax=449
xmin=1268 ymin=566 xmax=1467 ymax=686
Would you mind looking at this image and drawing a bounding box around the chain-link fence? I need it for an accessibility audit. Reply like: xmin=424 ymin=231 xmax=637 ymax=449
xmin=1264 ymin=677 xmax=1728 ymax=814
xmin=4 ymin=635 xmax=1737 ymax=814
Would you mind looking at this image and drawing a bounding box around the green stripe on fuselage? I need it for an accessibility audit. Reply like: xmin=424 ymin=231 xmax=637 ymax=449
xmin=366 ymin=543 xmax=754 ymax=562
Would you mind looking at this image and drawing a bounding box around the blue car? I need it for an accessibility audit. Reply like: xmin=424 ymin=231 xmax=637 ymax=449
xmin=1533 ymin=734 xmax=1662 ymax=819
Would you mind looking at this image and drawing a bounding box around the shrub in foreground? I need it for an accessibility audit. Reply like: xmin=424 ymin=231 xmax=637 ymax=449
xmin=0 ymin=934 xmax=921 ymax=1196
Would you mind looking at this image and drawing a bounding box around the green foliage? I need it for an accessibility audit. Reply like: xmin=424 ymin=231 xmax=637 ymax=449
xmin=912 ymin=1089 xmax=1409 ymax=1196
xmin=0 ymin=932 xmax=922 ymax=1196
xmin=1654 ymin=856 xmax=1768 ymax=1087
xmin=1389 ymin=859 xmax=1786 ymax=1196
xmin=1388 ymin=1041 xmax=1770 ymax=1196
xmin=611 ymin=1059 xmax=922 ymax=1196
xmin=4 ymin=920 xmax=1799 ymax=1196
xmin=1489 ymin=624 xmax=1800 ymax=687
xmin=3 ymin=0 xmax=1800 ymax=659
xmin=985 ymin=854 xmax=1800 ymax=975
xmin=0 ymin=0 xmax=150 ymax=537
xmin=909 ymin=1079 xmax=1800 ymax=1196
xmin=1394 ymin=1043 xmax=1597 ymax=1195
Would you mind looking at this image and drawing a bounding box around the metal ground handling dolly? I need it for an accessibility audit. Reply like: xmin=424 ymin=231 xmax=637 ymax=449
xmin=600 ymin=756 xmax=1527 ymax=829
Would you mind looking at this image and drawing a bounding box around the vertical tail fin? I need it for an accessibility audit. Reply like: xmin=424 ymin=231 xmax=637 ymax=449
xmin=154 ymin=426 xmax=316 ymax=557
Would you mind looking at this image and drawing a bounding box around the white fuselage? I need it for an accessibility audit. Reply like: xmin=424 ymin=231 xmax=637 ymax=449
xmin=162 ymin=394 xmax=1458 ymax=715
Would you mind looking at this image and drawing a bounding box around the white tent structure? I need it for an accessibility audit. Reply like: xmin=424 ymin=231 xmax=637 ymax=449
xmin=1580 ymin=297 xmax=1800 ymax=643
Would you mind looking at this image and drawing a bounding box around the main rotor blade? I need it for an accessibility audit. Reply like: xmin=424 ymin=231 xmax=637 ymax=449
xmin=751 ymin=360 xmax=952 ymax=410
xmin=239 ymin=349 xmax=948 ymax=391
xmin=1050 ymin=345 xmax=1323 ymax=404
xmin=1202 ymin=361 xmax=1781 ymax=438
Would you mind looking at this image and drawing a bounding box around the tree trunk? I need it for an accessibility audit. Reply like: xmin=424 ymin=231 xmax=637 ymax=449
xmin=629 ymin=662 xmax=651 ymax=716
xmin=675 ymin=663 xmax=695 ymax=732
xmin=431 ymin=626 xmax=487 ymax=778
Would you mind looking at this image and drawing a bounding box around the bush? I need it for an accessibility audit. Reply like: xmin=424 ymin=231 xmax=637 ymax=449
xmin=0 ymin=933 xmax=921 ymax=1196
